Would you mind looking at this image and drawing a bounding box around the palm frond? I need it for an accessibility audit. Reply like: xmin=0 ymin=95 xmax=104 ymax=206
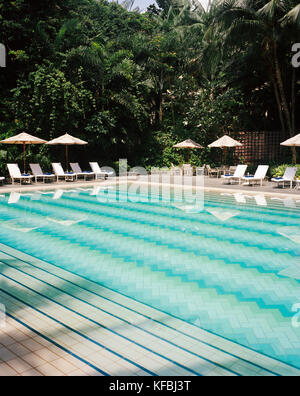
xmin=258 ymin=0 xmax=284 ymax=21
xmin=280 ymin=3 xmax=300 ymax=27
xmin=225 ymin=18 xmax=267 ymax=47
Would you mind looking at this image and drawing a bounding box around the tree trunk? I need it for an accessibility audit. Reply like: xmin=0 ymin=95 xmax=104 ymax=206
xmin=158 ymin=71 xmax=164 ymax=124
xmin=291 ymin=68 xmax=297 ymax=164
xmin=291 ymin=68 xmax=296 ymax=133
xmin=273 ymin=40 xmax=297 ymax=163
xmin=271 ymin=73 xmax=286 ymax=134
xmin=159 ymin=96 xmax=163 ymax=123
xmin=264 ymin=48 xmax=286 ymax=133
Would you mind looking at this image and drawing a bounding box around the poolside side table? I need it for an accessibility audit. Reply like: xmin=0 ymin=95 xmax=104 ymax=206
xmin=243 ymin=174 xmax=254 ymax=185
xmin=196 ymin=167 xmax=205 ymax=176
xmin=42 ymin=174 xmax=56 ymax=183
xmin=219 ymin=166 xmax=230 ymax=176
xmin=208 ymin=168 xmax=221 ymax=178
xmin=182 ymin=164 xmax=194 ymax=176
xmin=65 ymin=173 xmax=77 ymax=182
xmin=82 ymin=172 xmax=95 ymax=181
xmin=21 ymin=174 xmax=33 ymax=184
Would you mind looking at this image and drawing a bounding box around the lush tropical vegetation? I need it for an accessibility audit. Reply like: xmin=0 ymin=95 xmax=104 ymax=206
xmin=0 ymin=0 xmax=299 ymax=173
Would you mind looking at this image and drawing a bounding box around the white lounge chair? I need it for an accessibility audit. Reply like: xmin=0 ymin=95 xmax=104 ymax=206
xmin=171 ymin=164 xmax=182 ymax=176
xmin=207 ymin=165 xmax=221 ymax=178
xmin=241 ymin=165 xmax=269 ymax=186
xmin=30 ymin=164 xmax=56 ymax=183
xmin=221 ymin=165 xmax=247 ymax=184
xmin=70 ymin=163 xmax=95 ymax=181
xmin=182 ymin=164 xmax=193 ymax=176
xmin=7 ymin=164 xmax=33 ymax=185
xmin=52 ymin=163 xmax=77 ymax=182
xmin=89 ymin=162 xmax=114 ymax=179
xmin=196 ymin=166 xmax=205 ymax=176
xmin=271 ymin=167 xmax=297 ymax=189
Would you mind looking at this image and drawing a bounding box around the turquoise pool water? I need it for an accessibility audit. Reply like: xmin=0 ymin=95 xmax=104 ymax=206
xmin=0 ymin=186 xmax=299 ymax=369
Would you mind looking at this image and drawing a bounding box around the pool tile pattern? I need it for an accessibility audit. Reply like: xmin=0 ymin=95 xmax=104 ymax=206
xmin=1 ymin=244 xmax=298 ymax=376
xmin=0 ymin=188 xmax=300 ymax=376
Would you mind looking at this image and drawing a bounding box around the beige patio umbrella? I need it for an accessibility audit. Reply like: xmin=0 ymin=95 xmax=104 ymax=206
xmin=173 ymin=139 xmax=203 ymax=163
xmin=208 ymin=135 xmax=242 ymax=164
xmin=280 ymin=133 xmax=300 ymax=164
xmin=46 ymin=133 xmax=88 ymax=171
xmin=0 ymin=132 xmax=47 ymax=173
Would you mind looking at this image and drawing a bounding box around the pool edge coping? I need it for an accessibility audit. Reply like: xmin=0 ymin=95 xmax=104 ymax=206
xmin=0 ymin=177 xmax=300 ymax=200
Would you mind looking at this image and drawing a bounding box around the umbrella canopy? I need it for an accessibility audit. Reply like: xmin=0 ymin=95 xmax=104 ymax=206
xmin=208 ymin=135 xmax=242 ymax=148
xmin=280 ymin=134 xmax=300 ymax=164
xmin=46 ymin=133 xmax=88 ymax=146
xmin=281 ymin=133 xmax=300 ymax=147
xmin=0 ymin=132 xmax=47 ymax=173
xmin=173 ymin=139 xmax=203 ymax=163
xmin=208 ymin=135 xmax=242 ymax=164
xmin=46 ymin=133 xmax=88 ymax=171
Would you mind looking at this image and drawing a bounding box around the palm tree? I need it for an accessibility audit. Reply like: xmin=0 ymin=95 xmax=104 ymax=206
xmin=216 ymin=0 xmax=300 ymax=163
xmin=280 ymin=2 xmax=300 ymax=152
xmin=144 ymin=0 xmax=202 ymax=123
xmin=120 ymin=0 xmax=141 ymax=13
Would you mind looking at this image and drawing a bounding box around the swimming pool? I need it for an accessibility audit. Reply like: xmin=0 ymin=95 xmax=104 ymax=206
xmin=0 ymin=185 xmax=299 ymax=374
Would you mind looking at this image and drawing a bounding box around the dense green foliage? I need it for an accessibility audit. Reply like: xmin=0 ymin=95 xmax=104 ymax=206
xmin=0 ymin=0 xmax=299 ymax=173
xmin=271 ymin=163 xmax=300 ymax=177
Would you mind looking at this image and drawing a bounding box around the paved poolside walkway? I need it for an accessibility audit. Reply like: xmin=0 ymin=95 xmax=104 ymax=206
xmin=0 ymin=176 xmax=299 ymax=198
xmin=202 ymin=176 xmax=300 ymax=196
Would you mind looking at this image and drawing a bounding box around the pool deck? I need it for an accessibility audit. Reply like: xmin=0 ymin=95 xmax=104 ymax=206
xmin=0 ymin=176 xmax=300 ymax=376
xmin=0 ymin=175 xmax=300 ymax=198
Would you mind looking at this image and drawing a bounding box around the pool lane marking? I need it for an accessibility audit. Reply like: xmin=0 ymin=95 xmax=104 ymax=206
xmin=0 ymin=257 xmax=246 ymax=377
xmin=0 ymin=286 xmax=157 ymax=376
xmin=0 ymin=252 xmax=283 ymax=376
xmin=0 ymin=245 xmax=291 ymax=376
xmin=3 ymin=311 xmax=110 ymax=376
xmin=1 ymin=242 xmax=298 ymax=376
xmin=0 ymin=271 xmax=203 ymax=377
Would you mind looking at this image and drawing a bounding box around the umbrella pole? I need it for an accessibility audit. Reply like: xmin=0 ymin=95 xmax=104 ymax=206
xmin=66 ymin=145 xmax=69 ymax=171
xmin=224 ymin=147 xmax=227 ymax=165
xmin=293 ymin=148 xmax=297 ymax=165
xmin=23 ymin=143 xmax=26 ymax=174
xmin=188 ymin=148 xmax=190 ymax=163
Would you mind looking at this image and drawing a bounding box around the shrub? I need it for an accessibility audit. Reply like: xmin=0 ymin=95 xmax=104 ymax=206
xmin=270 ymin=164 xmax=300 ymax=178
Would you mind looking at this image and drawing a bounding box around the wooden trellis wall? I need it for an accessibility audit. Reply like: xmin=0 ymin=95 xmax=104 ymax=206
xmin=234 ymin=131 xmax=288 ymax=164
